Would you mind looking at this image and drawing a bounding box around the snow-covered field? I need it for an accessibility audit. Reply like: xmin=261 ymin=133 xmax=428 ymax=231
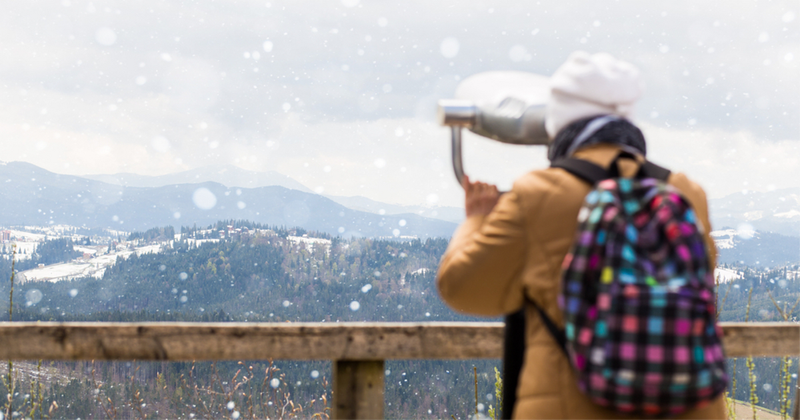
xmin=774 ymin=209 xmax=800 ymax=219
xmin=8 ymin=229 xmax=47 ymax=241
xmin=186 ymin=238 xmax=220 ymax=248
xmin=4 ymin=241 xmax=39 ymax=260
xmin=19 ymin=261 xmax=105 ymax=282
xmin=714 ymin=267 xmax=743 ymax=283
xmin=19 ymin=244 xmax=163 ymax=283
xmin=288 ymin=235 xmax=331 ymax=251
xmin=135 ymin=244 xmax=162 ymax=255
xmin=73 ymin=245 xmax=102 ymax=255
xmin=709 ymin=229 xmax=749 ymax=250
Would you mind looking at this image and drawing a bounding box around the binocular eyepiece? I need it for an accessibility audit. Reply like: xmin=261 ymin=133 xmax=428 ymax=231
xmin=437 ymin=71 xmax=552 ymax=187
xmin=437 ymin=98 xmax=549 ymax=146
xmin=437 ymin=70 xmax=551 ymax=146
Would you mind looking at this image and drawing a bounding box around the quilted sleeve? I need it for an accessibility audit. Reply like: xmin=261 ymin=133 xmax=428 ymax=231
xmin=436 ymin=189 xmax=527 ymax=317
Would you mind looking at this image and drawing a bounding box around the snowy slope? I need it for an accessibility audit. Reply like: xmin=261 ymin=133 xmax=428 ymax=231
xmin=711 ymin=228 xmax=800 ymax=267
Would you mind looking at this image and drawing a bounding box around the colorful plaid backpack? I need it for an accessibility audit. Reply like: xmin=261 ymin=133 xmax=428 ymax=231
xmin=535 ymin=153 xmax=728 ymax=417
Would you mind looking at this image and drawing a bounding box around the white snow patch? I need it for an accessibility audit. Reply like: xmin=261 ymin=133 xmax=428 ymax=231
xmin=19 ymin=243 xmax=162 ymax=283
xmin=19 ymin=262 xmax=101 ymax=282
xmin=3 ymin=241 xmax=39 ymax=260
xmin=135 ymin=244 xmax=161 ymax=255
xmin=774 ymin=210 xmax=800 ymax=219
xmin=743 ymin=211 xmax=763 ymax=221
xmin=710 ymin=229 xmax=738 ymax=250
xmin=73 ymin=246 xmax=99 ymax=255
xmin=288 ymin=235 xmax=331 ymax=251
xmin=8 ymin=230 xmax=46 ymax=241
xmin=186 ymin=238 xmax=220 ymax=248
xmin=714 ymin=267 xmax=742 ymax=283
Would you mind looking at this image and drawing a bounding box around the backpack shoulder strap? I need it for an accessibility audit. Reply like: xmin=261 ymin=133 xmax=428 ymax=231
xmin=526 ymin=297 xmax=569 ymax=358
xmin=506 ymin=301 xmax=570 ymax=417
xmin=550 ymin=158 xmax=609 ymax=185
xmin=552 ymin=156 xmax=672 ymax=184
xmin=637 ymin=160 xmax=671 ymax=181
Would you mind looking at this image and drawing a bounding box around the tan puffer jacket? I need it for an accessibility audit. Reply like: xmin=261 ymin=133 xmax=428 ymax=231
xmin=437 ymin=143 xmax=726 ymax=419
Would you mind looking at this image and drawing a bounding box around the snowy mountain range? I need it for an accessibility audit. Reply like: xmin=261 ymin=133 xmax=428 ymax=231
xmin=711 ymin=228 xmax=799 ymax=267
xmin=83 ymin=164 xmax=314 ymax=193
xmin=82 ymin=164 xmax=464 ymax=223
xmin=6 ymin=159 xmax=800 ymax=247
xmin=709 ymin=188 xmax=800 ymax=237
xmin=0 ymin=161 xmax=456 ymax=238
xmin=323 ymin=194 xmax=464 ymax=223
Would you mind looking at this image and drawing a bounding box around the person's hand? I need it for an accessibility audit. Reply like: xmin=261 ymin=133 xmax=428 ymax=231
xmin=463 ymin=175 xmax=500 ymax=218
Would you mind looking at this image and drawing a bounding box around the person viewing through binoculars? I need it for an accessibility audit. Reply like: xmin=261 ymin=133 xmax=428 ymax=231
xmin=437 ymin=51 xmax=727 ymax=420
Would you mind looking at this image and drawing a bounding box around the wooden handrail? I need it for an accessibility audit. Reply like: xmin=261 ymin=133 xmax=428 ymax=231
xmin=0 ymin=321 xmax=503 ymax=361
xmin=0 ymin=321 xmax=796 ymax=360
xmin=1 ymin=321 xmax=797 ymax=419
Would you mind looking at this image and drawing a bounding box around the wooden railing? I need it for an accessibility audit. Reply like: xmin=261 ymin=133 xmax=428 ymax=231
xmin=1 ymin=322 xmax=798 ymax=419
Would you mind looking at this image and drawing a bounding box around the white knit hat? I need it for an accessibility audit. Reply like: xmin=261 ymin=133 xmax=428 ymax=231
xmin=545 ymin=51 xmax=644 ymax=139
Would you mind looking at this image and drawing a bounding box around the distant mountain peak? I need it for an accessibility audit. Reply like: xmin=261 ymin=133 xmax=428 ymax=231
xmin=0 ymin=161 xmax=457 ymax=238
xmin=710 ymin=187 xmax=800 ymax=237
xmin=710 ymin=228 xmax=759 ymax=250
xmin=324 ymin=194 xmax=465 ymax=223
xmin=81 ymin=165 xmax=312 ymax=192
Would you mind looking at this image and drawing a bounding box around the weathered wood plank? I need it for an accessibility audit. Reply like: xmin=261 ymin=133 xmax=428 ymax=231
xmin=0 ymin=322 xmax=795 ymax=361
xmin=333 ymin=360 xmax=384 ymax=419
xmin=721 ymin=322 xmax=800 ymax=357
xmin=0 ymin=322 xmax=504 ymax=361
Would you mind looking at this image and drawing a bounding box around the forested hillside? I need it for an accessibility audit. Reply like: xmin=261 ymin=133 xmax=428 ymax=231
xmin=0 ymin=223 xmax=500 ymax=419
xmin=2 ymin=222 xmax=800 ymax=417
xmin=2 ymin=226 xmax=470 ymax=323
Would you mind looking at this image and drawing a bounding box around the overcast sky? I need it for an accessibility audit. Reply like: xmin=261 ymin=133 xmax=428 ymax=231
xmin=1 ymin=0 xmax=797 ymax=207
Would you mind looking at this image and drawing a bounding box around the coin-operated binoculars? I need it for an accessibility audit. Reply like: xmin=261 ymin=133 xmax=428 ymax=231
xmin=437 ymin=71 xmax=553 ymax=418
xmin=437 ymin=71 xmax=551 ymax=187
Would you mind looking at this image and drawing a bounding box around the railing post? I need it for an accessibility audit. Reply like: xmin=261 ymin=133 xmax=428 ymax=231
xmin=333 ymin=359 xmax=385 ymax=419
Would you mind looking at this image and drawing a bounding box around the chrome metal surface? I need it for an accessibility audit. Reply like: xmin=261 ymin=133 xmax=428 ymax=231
xmin=451 ymin=126 xmax=465 ymax=188
xmin=438 ymin=100 xmax=477 ymax=127
xmin=473 ymin=102 xmax=549 ymax=145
